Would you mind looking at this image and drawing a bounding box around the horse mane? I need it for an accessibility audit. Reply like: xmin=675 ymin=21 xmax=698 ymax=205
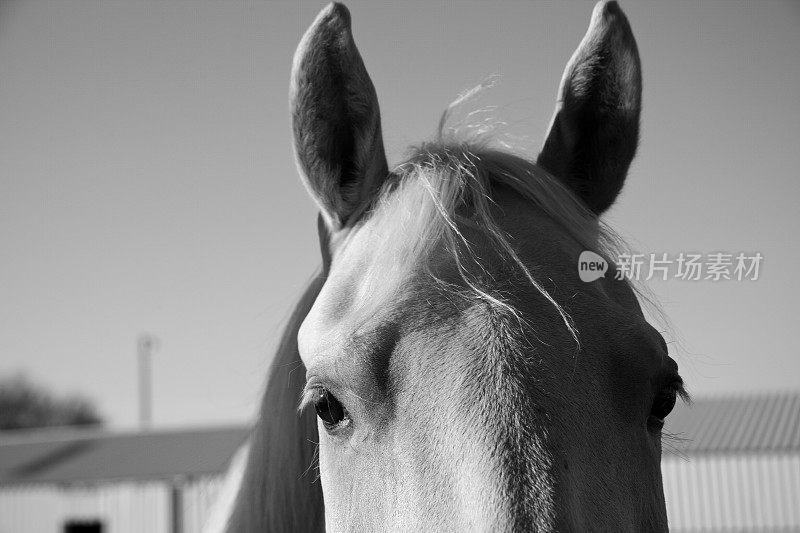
xmin=225 ymin=274 xmax=326 ymax=533
xmin=380 ymin=80 xmax=663 ymax=341
xmin=362 ymin=106 xmax=633 ymax=350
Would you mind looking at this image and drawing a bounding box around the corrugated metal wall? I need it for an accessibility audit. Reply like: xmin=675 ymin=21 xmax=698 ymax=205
xmin=663 ymin=453 xmax=800 ymax=532
xmin=183 ymin=477 xmax=223 ymax=533
xmin=0 ymin=476 xmax=222 ymax=533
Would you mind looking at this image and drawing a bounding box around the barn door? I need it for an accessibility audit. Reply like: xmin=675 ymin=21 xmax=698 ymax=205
xmin=63 ymin=519 xmax=103 ymax=533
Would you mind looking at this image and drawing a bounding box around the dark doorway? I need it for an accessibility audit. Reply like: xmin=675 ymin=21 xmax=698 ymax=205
xmin=64 ymin=520 xmax=103 ymax=533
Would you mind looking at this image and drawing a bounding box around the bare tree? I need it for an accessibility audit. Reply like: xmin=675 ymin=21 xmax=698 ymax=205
xmin=0 ymin=374 xmax=104 ymax=431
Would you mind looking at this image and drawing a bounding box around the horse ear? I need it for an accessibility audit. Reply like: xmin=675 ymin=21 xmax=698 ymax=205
xmin=290 ymin=3 xmax=388 ymax=230
xmin=538 ymin=1 xmax=641 ymax=215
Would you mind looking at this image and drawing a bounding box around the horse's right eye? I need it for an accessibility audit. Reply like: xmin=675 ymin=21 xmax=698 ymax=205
xmin=314 ymin=388 xmax=350 ymax=430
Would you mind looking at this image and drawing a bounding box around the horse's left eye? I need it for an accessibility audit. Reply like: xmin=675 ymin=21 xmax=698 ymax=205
xmin=648 ymin=386 xmax=678 ymax=430
xmin=314 ymin=388 xmax=350 ymax=430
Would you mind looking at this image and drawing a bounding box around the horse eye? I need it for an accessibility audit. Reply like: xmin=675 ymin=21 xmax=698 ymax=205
xmin=649 ymin=387 xmax=678 ymax=429
xmin=314 ymin=388 xmax=349 ymax=429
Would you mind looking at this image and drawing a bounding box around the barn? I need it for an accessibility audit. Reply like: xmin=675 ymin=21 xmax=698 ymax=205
xmin=663 ymin=391 xmax=800 ymax=532
xmin=0 ymin=425 xmax=248 ymax=533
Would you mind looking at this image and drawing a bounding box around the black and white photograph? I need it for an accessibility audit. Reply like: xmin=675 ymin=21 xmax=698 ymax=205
xmin=1 ymin=1 xmax=798 ymax=531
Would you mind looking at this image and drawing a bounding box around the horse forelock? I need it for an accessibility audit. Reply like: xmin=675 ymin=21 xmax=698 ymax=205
xmin=354 ymin=133 xmax=628 ymax=351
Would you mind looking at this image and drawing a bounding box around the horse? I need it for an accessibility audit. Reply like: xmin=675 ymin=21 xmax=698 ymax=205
xmin=224 ymin=1 xmax=686 ymax=531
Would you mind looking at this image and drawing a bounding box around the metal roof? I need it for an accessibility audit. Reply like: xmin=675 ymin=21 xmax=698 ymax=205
xmin=663 ymin=390 xmax=800 ymax=456
xmin=0 ymin=425 xmax=250 ymax=486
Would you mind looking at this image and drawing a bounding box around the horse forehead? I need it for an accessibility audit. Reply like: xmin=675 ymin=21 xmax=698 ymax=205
xmin=300 ymin=176 xmax=640 ymax=360
xmin=299 ymin=212 xmax=423 ymax=359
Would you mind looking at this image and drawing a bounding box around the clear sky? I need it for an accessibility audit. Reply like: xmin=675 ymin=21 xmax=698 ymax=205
xmin=1 ymin=0 xmax=798 ymax=429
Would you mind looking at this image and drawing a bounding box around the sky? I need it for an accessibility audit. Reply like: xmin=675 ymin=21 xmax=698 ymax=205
xmin=1 ymin=0 xmax=798 ymax=429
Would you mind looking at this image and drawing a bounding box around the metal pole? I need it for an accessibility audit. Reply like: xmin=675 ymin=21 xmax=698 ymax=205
xmin=137 ymin=334 xmax=157 ymax=429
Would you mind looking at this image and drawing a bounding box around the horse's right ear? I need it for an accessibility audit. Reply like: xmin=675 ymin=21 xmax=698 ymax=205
xmin=290 ymin=3 xmax=388 ymax=231
xmin=538 ymin=1 xmax=641 ymax=215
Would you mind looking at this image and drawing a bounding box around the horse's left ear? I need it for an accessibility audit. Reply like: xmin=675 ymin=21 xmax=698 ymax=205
xmin=290 ymin=3 xmax=388 ymax=231
xmin=538 ymin=1 xmax=641 ymax=215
